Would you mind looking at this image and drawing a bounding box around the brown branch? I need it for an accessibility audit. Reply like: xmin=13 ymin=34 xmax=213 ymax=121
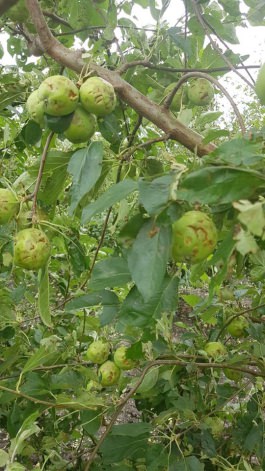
xmin=163 ymin=71 xmax=245 ymax=135
xmin=25 ymin=0 xmax=215 ymax=157
xmin=0 ymin=0 xmax=18 ymax=16
xmin=190 ymin=0 xmax=254 ymax=90
xmin=83 ymin=359 xmax=262 ymax=470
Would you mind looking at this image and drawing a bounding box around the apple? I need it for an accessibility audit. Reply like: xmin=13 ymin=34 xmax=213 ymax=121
xmin=64 ymin=105 xmax=96 ymax=143
xmin=172 ymin=210 xmax=217 ymax=264
xmin=0 ymin=189 xmax=19 ymax=224
xmin=226 ymin=316 xmax=249 ymax=338
xmin=187 ymin=78 xmax=214 ymax=106
xmin=113 ymin=346 xmax=136 ymax=370
xmin=86 ymin=339 xmax=110 ymax=364
xmin=26 ymin=89 xmax=45 ymax=127
xmin=98 ymin=360 xmax=121 ymax=386
xmin=204 ymin=341 xmax=227 ymax=358
xmin=204 ymin=416 xmax=224 ymax=438
xmin=16 ymin=204 xmax=48 ymax=230
xmin=255 ymin=63 xmax=265 ymax=106
xmin=38 ymin=75 xmax=79 ymax=116
xmin=14 ymin=228 xmax=51 ymax=270
xmin=163 ymin=83 xmax=188 ymax=111
xmin=80 ymin=76 xmax=116 ymax=117
xmin=224 ymin=368 xmax=242 ymax=382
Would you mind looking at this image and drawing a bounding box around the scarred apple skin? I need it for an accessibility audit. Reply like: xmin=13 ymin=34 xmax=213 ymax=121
xmin=86 ymin=339 xmax=110 ymax=365
xmin=114 ymin=346 xmax=136 ymax=370
xmin=80 ymin=77 xmax=116 ymax=117
xmin=0 ymin=189 xmax=19 ymax=224
xmin=187 ymin=78 xmax=214 ymax=106
xmin=38 ymin=75 xmax=79 ymax=116
xmin=98 ymin=360 xmax=121 ymax=386
xmin=172 ymin=211 xmax=217 ymax=264
xmin=226 ymin=316 xmax=249 ymax=338
xmin=204 ymin=341 xmax=227 ymax=358
xmin=14 ymin=228 xmax=51 ymax=270
xmin=26 ymin=89 xmax=45 ymax=127
xmin=64 ymin=105 xmax=96 ymax=143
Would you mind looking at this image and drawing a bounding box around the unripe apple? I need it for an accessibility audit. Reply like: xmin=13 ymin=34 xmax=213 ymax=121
xmin=64 ymin=105 xmax=96 ymax=143
xmin=0 ymin=189 xmax=19 ymax=224
xmin=204 ymin=341 xmax=227 ymax=358
xmin=163 ymin=83 xmax=188 ymax=111
xmin=172 ymin=210 xmax=217 ymax=264
xmin=255 ymin=63 xmax=265 ymax=105
xmin=187 ymin=78 xmax=214 ymax=106
xmin=98 ymin=360 xmax=121 ymax=386
xmin=86 ymin=339 xmax=110 ymax=364
xmin=8 ymin=0 xmax=29 ymax=22
xmin=80 ymin=77 xmax=116 ymax=117
xmin=38 ymin=75 xmax=79 ymax=116
xmin=26 ymin=89 xmax=45 ymax=127
xmin=224 ymin=368 xmax=242 ymax=382
xmin=14 ymin=228 xmax=51 ymax=270
xmin=113 ymin=346 xmax=136 ymax=370
xmin=226 ymin=316 xmax=249 ymax=338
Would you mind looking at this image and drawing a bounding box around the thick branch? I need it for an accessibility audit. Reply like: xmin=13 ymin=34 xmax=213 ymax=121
xmin=25 ymin=0 xmax=215 ymax=157
xmin=0 ymin=0 xmax=18 ymax=16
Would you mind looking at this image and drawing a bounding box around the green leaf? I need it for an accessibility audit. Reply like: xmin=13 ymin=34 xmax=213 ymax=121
xmin=38 ymin=265 xmax=52 ymax=328
xmin=20 ymin=120 xmax=42 ymax=146
xmin=178 ymin=167 xmax=265 ymax=205
xmin=175 ymin=456 xmax=205 ymax=471
xmin=22 ymin=345 xmax=58 ymax=374
xmin=98 ymin=113 xmax=122 ymax=152
xmin=80 ymin=409 xmax=102 ymax=435
xmin=66 ymin=290 xmax=119 ymax=311
xmin=234 ymin=228 xmax=259 ymax=256
xmin=68 ymin=142 xmax=103 ymax=214
xmin=0 ymin=450 xmax=9 ymax=467
xmin=110 ymin=423 xmax=152 ymax=437
xmin=127 ymin=221 xmax=171 ymax=301
xmin=138 ymin=174 xmax=175 ymax=215
xmin=81 ymin=179 xmax=138 ymax=223
xmin=133 ymin=367 xmax=159 ymax=393
xmin=233 ymin=200 xmax=265 ymax=236
xmin=89 ymin=256 xmax=131 ymax=290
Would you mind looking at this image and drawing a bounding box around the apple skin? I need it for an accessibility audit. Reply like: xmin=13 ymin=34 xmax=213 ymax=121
xmin=226 ymin=316 xmax=249 ymax=338
xmin=98 ymin=360 xmax=121 ymax=386
xmin=14 ymin=228 xmax=50 ymax=270
xmin=80 ymin=77 xmax=116 ymax=117
xmin=224 ymin=368 xmax=242 ymax=382
xmin=86 ymin=340 xmax=110 ymax=365
xmin=255 ymin=63 xmax=265 ymax=106
xmin=0 ymin=189 xmax=19 ymax=224
xmin=204 ymin=341 xmax=227 ymax=358
xmin=64 ymin=105 xmax=96 ymax=143
xmin=172 ymin=210 xmax=217 ymax=264
xmin=113 ymin=346 xmax=136 ymax=370
xmin=38 ymin=75 xmax=79 ymax=116
xmin=26 ymin=90 xmax=45 ymax=127
xmin=187 ymin=78 xmax=214 ymax=106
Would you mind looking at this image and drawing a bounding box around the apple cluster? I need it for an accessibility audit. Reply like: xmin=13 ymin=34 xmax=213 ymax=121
xmin=86 ymin=340 xmax=136 ymax=387
xmin=26 ymin=75 xmax=117 ymax=143
xmin=0 ymin=188 xmax=50 ymax=270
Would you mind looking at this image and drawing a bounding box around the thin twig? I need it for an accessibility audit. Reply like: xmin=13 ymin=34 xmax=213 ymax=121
xmin=163 ymin=71 xmax=245 ymax=135
xmin=42 ymin=10 xmax=72 ymax=28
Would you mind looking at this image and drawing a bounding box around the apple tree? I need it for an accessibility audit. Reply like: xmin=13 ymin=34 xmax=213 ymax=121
xmin=0 ymin=0 xmax=265 ymax=470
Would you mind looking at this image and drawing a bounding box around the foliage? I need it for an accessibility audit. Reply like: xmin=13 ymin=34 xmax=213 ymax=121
xmin=0 ymin=0 xmax=265 ymax=470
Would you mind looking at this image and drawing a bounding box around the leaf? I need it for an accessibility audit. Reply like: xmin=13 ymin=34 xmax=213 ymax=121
xmin=178 ymin=167 xmax=265 ymax=205
xmin=68 ymin=142 xmax=103 ymax=214
xmin=174 ymin=456 xmax=205 ymax=471
xmin=110 ymin=423 xmax=152 ymax=437
xmin=100 ymin=424 xmax=151 ymax=464
xmin=89 ymin=256 xmax=131 ymax=290
xmin=233 ymin=200 xmax=265 ymax=236
xmin=9 ymin=411 xmax=40 ymax=462
xmin=138 ymin=174 xmax=175 ymax=215
xmin=132 ymin=367 xmax=159 ymax=393
xmin=0 ymin=450 xmax=9 ymax=467
xmin=80 ymin=409 xmax=102 ymax=435
xmin=234 ymin=228 xmax=259 ymax=256
xmin=66 ymin=290 xmax=120 ymax=311
xmin=127 ymin=221 xmax=171 ymax=301
xmin=97 ymin=113 xmax=122 ymax=152
xmin=20 ymin=120 xmax=42 ymax=146
xmin=38 ymin=265 xmax=52 ymax=328
xmin=22 ymin=345 xmax=58 ymax=374
xmin=81 ymin=179 xmax=138 ymax=223
xmin=44 ymin=112 xmax=74 ymax=133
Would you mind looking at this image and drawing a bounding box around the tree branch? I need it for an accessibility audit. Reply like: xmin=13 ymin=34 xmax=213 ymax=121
xmin=0 ymin=0 xmax=18 ymax=16
xmin=25 ymin=0 xmax=215 ymax=157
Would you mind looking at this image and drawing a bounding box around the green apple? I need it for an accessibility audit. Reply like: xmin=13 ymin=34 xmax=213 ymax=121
xmin=172 ymin=210 xmax=217 ymax=264
xmin=226 ymin=316 xmax=249 ymax=338
xmin=14 ymin=228 xmax=50 ymax=270
xmin=187 ymin=78 xmax=214 ymax=106
xmin=204 ymin=341 xmax=227 ymax=358
xmin=113 ymin=346 xmax=136 ymax=370
xmin=224 ymin=368 xmax=242 ymax=382
xmin=86 ymin=339 xmax=110 ymax=364
xmin=64 ymin=105 xmax=96 ymax=143
xmin=80 ymin=76 xmax=116 ymax=117
xmin=163 ymin=82 xmax=188 ymax=111
xmin=26 ymin=89 xmax=45 ymax=127
xmin=38 ymin=75 xmax=79 ymax=116
xmin=0 ymin=189 xmax=19 ymax=224
xmin=98 ymin=360 xmax=121 ymax=386
xmin=255 ymin=63 xmax=265 ymax=105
